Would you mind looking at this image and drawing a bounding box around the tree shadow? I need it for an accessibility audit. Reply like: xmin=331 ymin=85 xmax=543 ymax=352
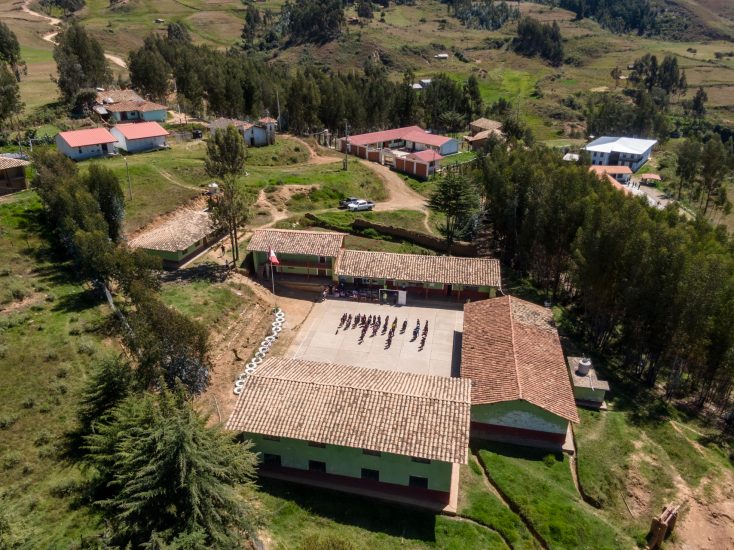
xmin=257 ymin=478 xmax=438 ymax=543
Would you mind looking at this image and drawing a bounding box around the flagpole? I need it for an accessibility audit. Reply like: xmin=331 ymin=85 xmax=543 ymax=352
xmin=270 ymin=260 xmax=275 ymax=296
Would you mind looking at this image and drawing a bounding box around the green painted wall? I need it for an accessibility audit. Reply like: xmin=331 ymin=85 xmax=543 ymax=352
xmin=573 ymin=386 xmax=606 ymax=403
xmin=252 ymin=251 xmax=334 ymax=277
xmin=248 ymin=434 xmax=453 ymax=492
xmin=472 ymin=400 xmax=568 ymax=434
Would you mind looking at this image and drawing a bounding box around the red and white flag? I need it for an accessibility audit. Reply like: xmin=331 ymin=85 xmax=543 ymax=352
xmin=268 ymin=247 xmax=280 ymax=265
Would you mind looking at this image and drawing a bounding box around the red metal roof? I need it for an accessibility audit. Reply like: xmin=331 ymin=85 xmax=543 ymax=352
xmin=347 ymin=126 xmax=424 ymax=146
xmin=402 ymin=129 xmax=453 ymax=147
xmin=409 ymin=149 xmax=443 ymax=163
xmin=113 ymin=122 xmax=169 ymax=140
xmin=58 ymin=128 xmax=116 ymax=148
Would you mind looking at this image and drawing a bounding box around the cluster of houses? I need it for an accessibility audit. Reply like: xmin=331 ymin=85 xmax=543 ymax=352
xmin=221 ymin=227 xmax=610 ymax=511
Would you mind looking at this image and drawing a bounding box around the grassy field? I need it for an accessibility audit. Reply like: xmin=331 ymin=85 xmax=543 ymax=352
xmin=160 ymin=278 xmax=253 ymax=326
xmin=246 ymin=137 xmax=310 ymax=167
xmin=459 ymin=456 xmax=540 ymax=550
xmin=0 ymin=193 xmax=108 ymax=546
xmin=258 ymin=478 xmax=507 ymax=549
xmin=476 ymin=442 xmax=635 ymax=550
xmin=313 ymin=209 xmax=428 ymax=234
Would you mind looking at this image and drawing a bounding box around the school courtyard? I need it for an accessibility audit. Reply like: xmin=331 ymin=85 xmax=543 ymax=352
xmin=287 ymin=299 xmax=464 ymax=378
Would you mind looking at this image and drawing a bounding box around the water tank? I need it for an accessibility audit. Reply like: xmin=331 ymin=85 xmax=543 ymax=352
xmin=207 ymin=182 xmax=219 ymax=195
xmin=577 ymin=357 xmax=592 ymax=376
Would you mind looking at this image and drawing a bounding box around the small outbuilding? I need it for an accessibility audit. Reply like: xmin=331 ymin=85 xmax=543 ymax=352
xmin=589 ymin=164 xmax=632 ymax=184
xmin=55 ymin=128 xmax=117 ymax=160
xmin=129 ymin=209 xmax=217 ymax=269
xmin=105 ymin=100 xmax=168 ymax=123
xmin=567 ymin=357 xmax=610 ymax=410
xmin=0 ymin=156 xmax=30 ymax=196
xmin=111 ymin=122 xmax=169 ymax=153
xmin=209 ymin=117 xmax=277 ymax=147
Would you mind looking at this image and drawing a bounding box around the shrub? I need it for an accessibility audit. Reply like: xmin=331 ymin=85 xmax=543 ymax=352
xmin=1 ymin=453 xmax=21 ymax=470
xmin=56 ymin=368 xmax=68 ymax=379
xmin=11 ymin=288 xmax=27 ymax=301
xmin=34 ymin=431 xmax=52 ymax=447
xmin=21 ymin=397 xmax=35 ymax=409
xmin=48 ymin=479 xmax=82 ymax=499
xmin=0 ymin=415 xmax=18 ymax=429
xmin=77 ymin=341 xmax=95 ymax=355
xmin=44 ymin=351 xmax=59 ymax=362
xmin=0 ymin=344 xmax=6 ymax=358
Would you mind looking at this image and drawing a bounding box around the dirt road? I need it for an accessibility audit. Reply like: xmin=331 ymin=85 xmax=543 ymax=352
xmin=21 ymin=0 xmax=128 ymax=68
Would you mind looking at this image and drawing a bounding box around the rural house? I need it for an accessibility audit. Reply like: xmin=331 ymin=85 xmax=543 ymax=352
xmin=129 ymin=209 xmax=217 ymax=268
xmin=226 ymin=357 xmax=471 ymax=511
xmin=248 ymin=228 xmax=345 ymax=279
xmin=335 ymin=250 xmax=501 ymax=300
xmin=55 ymin=128 xmax=117 ymax=160
xmin=589 ymin=164 xmax=632 ymax=184
xmin=583 ymin=136 xmax=657 ymax=172
xmin=111 ymin=122 xmax=169 ymax=153
xmin=104 ymin=100 xmax=168 ymax=123
xmin=461 ymin=296 xmax=579 ymax=450
xmin=0 ymin=156 xmax=30 ymax=196
xmin=469 ymin=117 xmax=503 ymax=136
xmin=208 ymin=117 xmax=277 ymax=147
xmin=393 ymin=149 xmax=443 ymax=178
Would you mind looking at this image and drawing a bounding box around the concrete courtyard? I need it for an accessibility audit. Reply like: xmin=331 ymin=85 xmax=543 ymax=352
xmin=287 ymin=299 xmax=463 ymax=377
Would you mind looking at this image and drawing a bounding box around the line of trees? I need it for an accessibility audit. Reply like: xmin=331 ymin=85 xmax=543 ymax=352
xmin=442 ymin=0 xmax=520 ymax=31
xmin=127 ymin=33 xmax=483 ymax=134
xmin=32 ymin=149 xmax=260 ymax=546
xmin=474 ymin=143 xmax=734 ymax=419
xmin=0 ymin=22 xmax=23 ymax=129
xmin=674 ymin=134 xmax=733 ymax=216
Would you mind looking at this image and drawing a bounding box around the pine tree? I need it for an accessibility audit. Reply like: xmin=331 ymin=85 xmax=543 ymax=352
xmin=82 ymin=163 xmax=125 ymax=243
xmin=53 ymin=21 xmax=111 ymax=102
xmin=428 ymin=172 xmax=479 ymax=248
xmin=0 ymin=62 xmax=22 ymax=127
xmin=84 ymin=389 xmax=259 ymax=548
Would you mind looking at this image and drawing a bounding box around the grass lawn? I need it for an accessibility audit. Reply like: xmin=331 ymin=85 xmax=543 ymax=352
xmin=76 ymin=142 xmax=205 ymax=232
xmin=0 ymin=193 xmax=111 ymax=546
xmin=459 ymin=456 xmax=541 ymax=550
xmin=258 ymin=478 xmax=507 ymax=549
xmin=314 ymin=209 xmax=428 ymax=234
xmin=246 ymin=138 xmax=310 ymax=167
xmin=476 ymin=442 xmax=635 ymax=550
xmin=160 ymin=278 xmax=253 ymax=327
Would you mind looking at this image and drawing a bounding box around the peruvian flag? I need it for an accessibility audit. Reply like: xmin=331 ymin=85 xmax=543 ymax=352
xmin=268 ymin=247 xmax=280 ymax=265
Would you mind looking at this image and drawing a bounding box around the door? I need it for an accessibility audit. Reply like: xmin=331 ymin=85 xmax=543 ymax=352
xmin=318 ymin=269 xmax=327 ymax=277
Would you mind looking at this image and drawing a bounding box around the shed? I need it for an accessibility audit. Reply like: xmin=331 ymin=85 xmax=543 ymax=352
xmin=0 ymin=156 xmax=30 ymax=196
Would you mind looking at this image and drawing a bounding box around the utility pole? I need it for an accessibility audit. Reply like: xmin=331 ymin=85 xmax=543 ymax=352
xmin=343 ymin=120 xmax=349 ymax=171
xmin=123 ymin=156 xmax=132 ymax=200
xmin=276 ymin=90 xmax=282 ymax=128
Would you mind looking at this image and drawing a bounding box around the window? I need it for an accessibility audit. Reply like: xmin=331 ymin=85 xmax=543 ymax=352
xmin=362 ymin=449 xmax=381 ymax=457
xmin=308 ymin=460 xmax=326 ymax=473
xmin=409 ymin=476 xmax=429 ymax=489
xmin=308 ymin=441 xmax=326 ymax=448
xmin=319 ymin=256 xmax=327 ymax=264
xmin=263 ymin=435 xmax=280 ymax=442
xmin=361 ymin=468 xmax=380 ymax=481
xmin=263 ymin=453 xmax=281 ymax=467
xmin=411 ymin=457 xmax=431 ymax=464
xmin=78 ymin=148 xmax=83 ymax=154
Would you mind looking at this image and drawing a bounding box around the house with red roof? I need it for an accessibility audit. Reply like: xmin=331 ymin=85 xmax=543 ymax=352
xmin=55 ymin=128 xmax=117 ymax=161
xmin=337 ymin=126 xmax=458 ymax=179
xmin=110 ymin=122 xmax=169 ymax=153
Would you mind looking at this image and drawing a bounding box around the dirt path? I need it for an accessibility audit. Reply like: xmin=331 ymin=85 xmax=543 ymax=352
xmin=156 ymin=168 xmax=202 ymax=192
xmin=21 ymin=0 xmax=128 ymax=68
xmin=283 ymin=134 xmax=340 ymax=165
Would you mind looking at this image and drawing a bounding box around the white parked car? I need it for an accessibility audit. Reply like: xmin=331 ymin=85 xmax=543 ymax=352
xmin=347 ymin=199 xmax=374 ymax=212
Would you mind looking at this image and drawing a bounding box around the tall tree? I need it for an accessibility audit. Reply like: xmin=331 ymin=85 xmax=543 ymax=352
xmin=675 ymin=138 xmax=702 ymax=200
xmin=84 ymin=388 xmax=259 ymax=547
xmin=699 ymin=136 xmax=730 ymax=215
xmin=206 ymin=126 xmax=250 ymax=262
xmin=428 ymin=171 xmax=479 ymax=248
xmin=81 ymin=163 xmax=125 ymax=243
xmin=0 ymin=62 xmax=22 ymax=127
xmin=53 ymin=21 xmax=111 ymax=102
xmin=128 ymin=47 xmax=170 ymax=101
xmin=0 ymin=21 xmax=25 ymax=81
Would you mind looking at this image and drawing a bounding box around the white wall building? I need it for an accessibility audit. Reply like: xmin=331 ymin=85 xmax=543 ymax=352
xmin=110 ymin=122 xmax=169 ymax=153
xmin=583 ymin=136 xmax=657 ymax=172
xmin=55 ymin=128 xmax=117 ymax=161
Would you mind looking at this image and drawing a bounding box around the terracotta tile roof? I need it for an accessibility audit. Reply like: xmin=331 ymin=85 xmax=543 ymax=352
xmin=465 ymin=128 xmax=504 ymax=142
xmin=470 ymin=118 xmax=503 ymax=132
xmin=113 ymin=122 xmax=169 ymax=140
xmin=105 ymin=100 xmax=167 ymax=113
xmin=461 ymin=296 xmax=579 ymax=423
xmin=129 ymin=209 xmax=214 ymax=252
xmin=247 ymin=228 xmax=345 ymax=257
xmin=336 ymin=250 xmax=501 ymax=288
xmin=590 ymin=169 xmax=634 ymax=196
xmin=589 ymin=165 xmax=632 ymax=175
xmin=57 ymin=128 xmax=117 ymax=148
xmin=209 ymin=117 xmax=254 ymax=131
xmin=402 ymin=129 xmax=453 ymax=147
xmin=0 ymin=157 xmax=30 ymax=170
xmin=96 ymin=89 xmax=143 ymax=104
xmin=258 ymin=117 xmax=278 ymax=124
xmin=226 ymin=357 xmax=471 ymax=464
